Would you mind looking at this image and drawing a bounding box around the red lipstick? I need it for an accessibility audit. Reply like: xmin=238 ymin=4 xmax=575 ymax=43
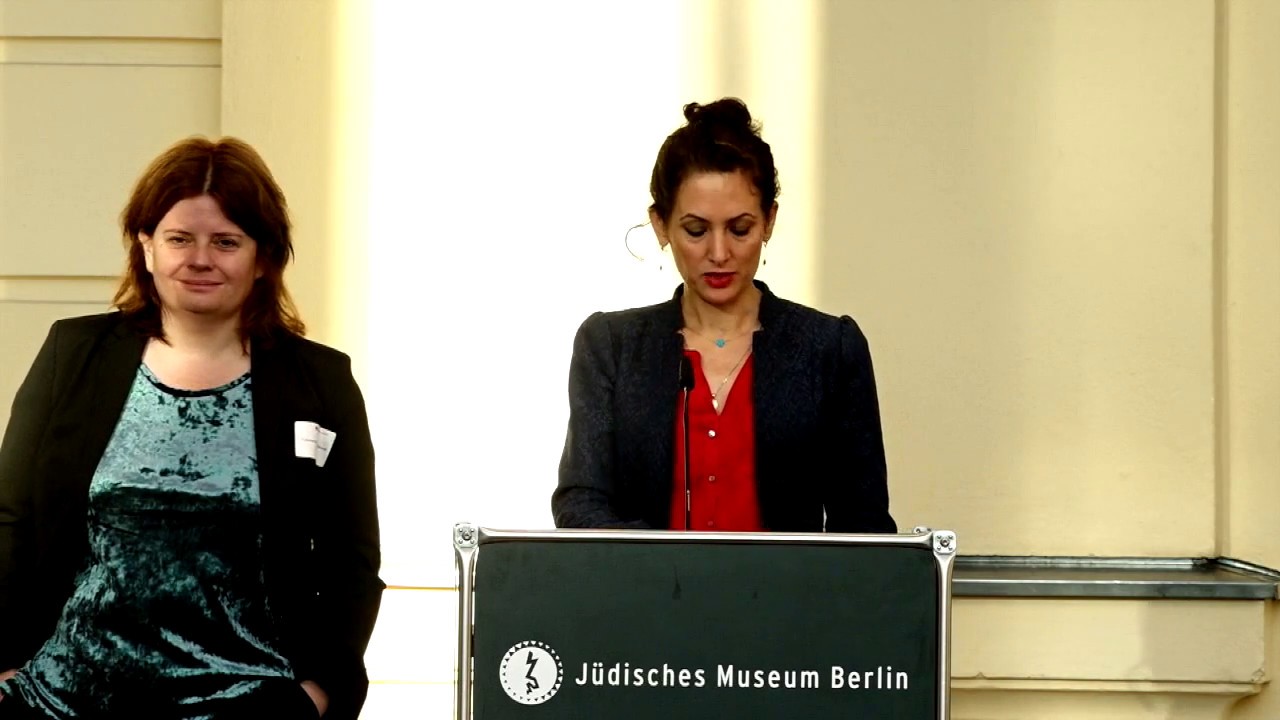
xmin=704 ymin=272 xmax=734 ymax=289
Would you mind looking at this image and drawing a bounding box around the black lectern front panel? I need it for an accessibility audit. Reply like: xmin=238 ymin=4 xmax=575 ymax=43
xmin=471 ymin=539 xmax=940 ymax=719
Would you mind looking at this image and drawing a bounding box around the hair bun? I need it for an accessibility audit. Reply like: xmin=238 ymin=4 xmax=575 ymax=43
xmin=683 ymin=97 xmax=756 ymax=133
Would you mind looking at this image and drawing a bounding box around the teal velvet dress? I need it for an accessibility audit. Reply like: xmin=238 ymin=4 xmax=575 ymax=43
xmin=0 ymin=366 xmax=299 ymax=719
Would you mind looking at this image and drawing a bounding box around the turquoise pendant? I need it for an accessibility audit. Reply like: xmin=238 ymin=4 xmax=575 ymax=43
xmin=715 ymin=338 xmax=727 ymax=348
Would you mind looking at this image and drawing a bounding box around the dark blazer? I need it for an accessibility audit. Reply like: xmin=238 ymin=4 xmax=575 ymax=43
xmin=0 ymin=312 xmax=384 ymax=720
xmin=553 ymin=282 xmax=895 ymax=533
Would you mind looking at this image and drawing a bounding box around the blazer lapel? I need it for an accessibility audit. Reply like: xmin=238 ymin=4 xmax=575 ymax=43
xmin=630 ymin=291 xmax=687 ymax=523
xmin=74 ymin=323 xmax=146 ymax=484
xmin=247 ymin=338 xmax=282 ymax=497
xmin=752 ymin=283 xmax=789 ymax=435
xmin=250 ymin=336 xmax=305 ymax=600
xmin=750 ymin=284 xmax=792 ymax=521
xmin=251 ymin=335 xmax=322 ymax=553
xmin=251 ymin=337 xmax=294 ymax=522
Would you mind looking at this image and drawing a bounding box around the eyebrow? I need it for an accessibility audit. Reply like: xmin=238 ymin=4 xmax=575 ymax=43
xmin=679 ymin=213 xmax=757 ymax=223
xmin=162 ymin=229 xmax=246 ymax=239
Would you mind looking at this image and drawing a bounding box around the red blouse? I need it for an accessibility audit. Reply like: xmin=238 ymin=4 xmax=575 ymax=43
xmin=669 ymin=350 xmax=762 ymax=531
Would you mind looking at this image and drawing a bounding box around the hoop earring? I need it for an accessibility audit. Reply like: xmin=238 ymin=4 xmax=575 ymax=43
xmin=624 ymin=222 xmax=649 ymax=262
xmin=626 ymin=220 xmax=668 ymax=272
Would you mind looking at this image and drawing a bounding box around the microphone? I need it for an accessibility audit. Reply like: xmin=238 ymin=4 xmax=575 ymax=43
xmin=678 ymin=356 xmax=695 ymax=531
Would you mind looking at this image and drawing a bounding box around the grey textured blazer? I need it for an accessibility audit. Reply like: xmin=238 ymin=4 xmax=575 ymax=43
xmin=553 ymin=282 xmax=895 ymax=533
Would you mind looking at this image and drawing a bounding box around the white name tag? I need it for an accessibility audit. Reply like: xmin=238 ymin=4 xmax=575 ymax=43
xmin=295 ymin=420 xmax=338 ymax=468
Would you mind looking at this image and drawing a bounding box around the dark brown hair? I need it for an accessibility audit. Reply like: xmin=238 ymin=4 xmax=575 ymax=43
xmin=649 ymin=97 xmax=780 ymax=222
xmin=113 ymin=136 xmax=305 ymax=342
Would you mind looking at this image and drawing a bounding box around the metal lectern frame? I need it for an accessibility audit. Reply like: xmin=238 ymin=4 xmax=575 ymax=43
xmin=453 ymin=525 xmax=957 ymax=720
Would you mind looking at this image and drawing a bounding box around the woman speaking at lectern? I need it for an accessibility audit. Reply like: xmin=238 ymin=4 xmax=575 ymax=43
xmin=552 ymin=98 xmax=895 ymax=535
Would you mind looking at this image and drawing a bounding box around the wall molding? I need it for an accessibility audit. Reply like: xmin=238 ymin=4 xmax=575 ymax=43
xmin=0 ymin=37 xmax=219 ymax=67
xmin=0 ymin=275 xmax=118 ymax=304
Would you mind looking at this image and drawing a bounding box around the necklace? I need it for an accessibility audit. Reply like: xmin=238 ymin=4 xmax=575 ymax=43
xmin=708 ymin=345 xmax=753 ymax=411
xmin=683 ymin=324 xmax=759 ymax=349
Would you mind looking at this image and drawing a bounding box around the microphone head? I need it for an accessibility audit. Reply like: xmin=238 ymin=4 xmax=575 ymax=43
xmin=679 ymin=356 xmax=696 ymax=391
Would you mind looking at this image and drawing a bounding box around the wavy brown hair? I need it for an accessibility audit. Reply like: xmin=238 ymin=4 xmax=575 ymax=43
xmin=113 ymin=136 xmax=305 ymax=343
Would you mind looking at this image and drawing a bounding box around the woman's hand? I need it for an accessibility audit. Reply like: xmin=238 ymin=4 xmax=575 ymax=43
xmin=300 ymin=680 xmax=329 ymax=717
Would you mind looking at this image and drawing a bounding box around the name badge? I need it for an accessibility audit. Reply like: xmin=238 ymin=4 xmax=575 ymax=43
xmin=294 ymin=420 xmax=337 ymax=468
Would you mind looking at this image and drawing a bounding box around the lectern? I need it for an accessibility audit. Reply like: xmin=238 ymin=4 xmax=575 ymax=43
xmin=454 ymin=525 xmax=956 ymax=719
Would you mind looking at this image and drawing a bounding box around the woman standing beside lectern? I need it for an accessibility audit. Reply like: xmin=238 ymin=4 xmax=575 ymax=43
xmin=0 ymin=138 xmax=382 ymax=720
xmin=553 ymin=98 xmax=895 ymax=535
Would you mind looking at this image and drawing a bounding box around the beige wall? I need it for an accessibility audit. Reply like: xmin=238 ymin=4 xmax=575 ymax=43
xmin=2 ymin=1 xmax=1277 ymax=719
xmin=813 ymin=0 xmax=1220 ymax=557
xmin=1220 ymin=3 xmax=1280 ymax=719
xmin=1221 ymin=0 xmax=1280 ymax=573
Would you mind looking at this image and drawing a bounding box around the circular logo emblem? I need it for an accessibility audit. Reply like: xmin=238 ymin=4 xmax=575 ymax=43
xmin=500 ymin=640 xmax=563 ymax=705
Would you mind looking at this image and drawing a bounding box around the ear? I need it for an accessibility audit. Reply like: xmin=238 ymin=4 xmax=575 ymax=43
xmin=140 ymin=233 xmax=155 ymax=273
xmin=762 ymin=202 xmax=779 ymax=244
xmin=249 ymin=237 xmax=266 ymax=280
xmin=649 ymin=208 xmax=670 ymax=249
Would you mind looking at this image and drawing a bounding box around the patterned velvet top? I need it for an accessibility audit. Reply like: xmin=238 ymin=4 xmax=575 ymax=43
xmin=0 ymin=365 xmax=293 ymax=718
